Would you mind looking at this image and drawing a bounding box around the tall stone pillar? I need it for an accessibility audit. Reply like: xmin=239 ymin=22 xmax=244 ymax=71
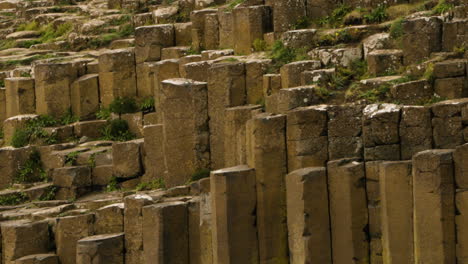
xmin=76 ymin=233 xmax=124 ymax=264
xmin=5 ymin=77 xmax=35 ymax=118
xmin=286 ymin=167 xmax=331 ymax=264
xmin=327 ymin=159 xmax=368 ymax=264
xmin=211 ymin=165 xmax=258 ymax=264
xmin=208 ymin=62 xmax=246 ymax=169
xmin=413 ymin=149 xmax=455 ymax=264
xmin=160 ymin=78 xmax=209 ymax=187
xmin=379 ymin=161 xmax=414 ymax=264
xmin=246 ymin=113 xmax=288 ymax=264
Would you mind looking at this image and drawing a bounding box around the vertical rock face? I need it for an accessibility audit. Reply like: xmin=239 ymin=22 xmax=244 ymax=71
xmin=413 ymin=150 xmax=456 ymax=264
xmin=134 ymin=24 xmax=175 ymax=64
xmin=402 ymin=17 xmax=442 ymax=65
xmin=265 ymin=0 xmax=305 ymax=33
xmin=399 ymin=106 xmax=433 ymax=160
xmin=286 ymin=106 xmax=328 ymax=171
xmin=208 ymin=62 xmax=246 ymax=169
xmin=1 ymin=221 xmax=50 ymax=264
xmin=5 ymin=77 xmax=35 ymax=118
xmin=142 ymin=201 xmax=189 ymax=264
xmin=98 ymin=49 xmax=137 ymax=107
xmin=34 ymin=62 xmax=75 ymax=118
xmin=232 ymin=6 xmax=271 ymax=55
xmin=328 ymin=104 xmax=364 ymax=160
xmin=379 ymin=161 xmax=414 ymax=264
xmin=211 ymin=165 xmax=258 ymax=264
xmin=246 ymin=113 xmax=288 ymax=264
xmin=76 ymin=233 xmax=124 ymax=264
xmin=365 ymin=161 xmax=383 ymax=264
xmin=286 ymin=167 xmax=331 ymax=264
xmin=56 ymin=214 xmax=95 ymax=264
xmin=327 ymin=159 xmax=368 ymax=264
xmin=160 ymin=78 xmax=209 ymax=187
xmin=70 ymin=74 xmax=99 ymax=120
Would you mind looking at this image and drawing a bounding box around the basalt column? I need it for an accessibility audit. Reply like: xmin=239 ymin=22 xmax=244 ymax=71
xmin=160 ymin=78 xmax=209 ymax=187
xmin=246 ymin=113 xmax=288 ymax=264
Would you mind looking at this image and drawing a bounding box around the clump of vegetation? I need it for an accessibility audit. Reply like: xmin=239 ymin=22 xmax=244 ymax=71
xmin=38 ymin=22 xmax=74 ymax=43
xmin=358 ymin=83 xmax=391 ymax=102
xmin=17 ymin=21 xmax=40 ymax=31
xmin=293 ymin=16 xmax=312 ymax=29
xmin=65 ymin=151 xmax=80 ymax=166
xmin=317 ymin=29 xmax=353 ymax=46
xmin=39 ymin=186 xmax=57 ymax=201
xmin=16 ymin=151 xmax=48 ymax=183
xmin=253 ymin=38 xmax=268 ymax=52
xmin=226 ymin=0 xmax=245 ymax=11
xmin=11 ymin=115 xmax=59 ymax=148
xmin=0 ymin=192 xmax=28 ymax=206
xmin=140 ymin=97 xmax=155 ymax=113
xmin=59 ymin=109 xmax=79 ymax=125
xmin=101 ymin=119 xmax=136 ymax=142
xmin=389 ymin=17 xmax=405 ymax=39
xmin=314 ymin=86 xmax=332 ymax=100
xmin=89 ymin=24 xmax=135 ymax=48
xmin=0 ymin=54 xmax=57 ymax=70
xmin=136 ymin=178 xmax=166 ymax=191
xmin=421 ymin=95 xmax=447 ymax=105
xmin=423 ymin=63 xmax=435 ymax=83
xmin=88 ymin=153 xmax=97 ymax=168
xmin=106 ymin=176 xmax=119 ymax=192
xmin=268 ymin=41 xmax=309 ymax=72
xmin=431 ymin=0 xmax=453 ymax=14
xmin=190 ymin=168 xmax=210 ymax=182
xmin=317 ymin=4 xmax=353 ymax=28
xmin=96 ymin=107 xmax=111 ymax=120
xmin=109 ymin=97 xmax=139 ymax=116
xmin=453 ymin=45 xmax=466 ymax=56
xmin=363 ymin=5 xmax=388 ymax=23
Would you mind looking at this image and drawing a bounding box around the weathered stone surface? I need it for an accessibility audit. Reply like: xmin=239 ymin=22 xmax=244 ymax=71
xmin=53 ymin=166 xmax=92 ymax=188
xmin=286 ymin=106 xmax=328 ymax=170
xmin=365 ymin=161 xmax=383 ymax=264
xmin=142 ymin=124 xmax=166 ymax=183
xmin=380 ymin=161 xmax=414 ymax=264
xmin=15 ymin=254 xmax=59 ymax=264
xmin=190 ymin=9 xmax=217 ymax=50
xmin=280 ymin=60 xmax=321 ymax=88
xmin=211 ymin=165 xmax=258 ymax=264
xmin=367 ymin=49 xmax=403 ymax=76
xmin=402 ymin=17 xmax=442 ymax=65
xmin=399 ymin=106 xmax=432 ymax=160
xmin=265 ymin=0 xmax=306 ymax=32
xmin=70 ymin=74 xmax=99 ymax=120
xmin=413 ymin=150 xmax=455 ymax=264
xmin=391 ymin=80 xmax=433 ymax=105
xmin=1 ymin=221 xmax=49 ymax=264
xmin=328 ymin=104 xmax=364 ymax=160
xmin=434 ymin=77 xmax=468 ymax=99
xmin=98 ymin=70 xmax=137 ymax=107
xmin=218 ymin=9 xmax=234 ymax=49
xmin=5 ymin=77 xmax=35 ymax=118
xmin=159 ymin=78 xmax=209 ymax=187
xmin=124 ymin=194 xmax=153 ymax=264
xmin=282 ymin=29 xmax=316 ymax=50
xmin=433 ymin=59 xmax=466 ymax=79
xmin=112 ymin=139 xmax=143 ymax=178
xmin=224 ymin=105 xmax=261 ymax=167
xmin=246 ymin=113 xmax=288 ymax=264
xmin=442 ymin=19 xmax=468 ymax=52
xmin=456 ymin=190 xmax=468 ymax=264
xmin=0 ymin=146 xmax=34 ymax=189
xmin=286 ymin=167 xmax=331 ymax=264
xmin=327 ymin=159 xmax=368 ymax=264
xmin=56 ymin=214 xmax=95 ymax=264
xmin=180 ymin=61 xmax=211 ymax=82
xmin=95 ymin=203 xmax=124 ymax=235
xmin=135 ymin=24 xmax=174 ymax=63
xmin=142 ymin=201 xmax=188 ymax=264
xmin=263 ymin=73 xmax=282 ymax=97
xmin=150 ymin=59 xmax=180 ymax=121
xmin=76 ymin=233 xmax=124 ymax=264
xmin=204 ymin=13 xmax=219 ymax=50
xmin=245 ymin=59 xmax=270 ymax=104
xmin=363 ymin=104 xmax=401 ymax=161
xmin=208 ymin=62 xmax=246 ymax=169
xmin=266 ymin=86 xmax=322 ymax=114
xmin=232 ymin=6 xmax=271 ymax=55
xmin=73 ymin=120 xmax=107 ymax=139
xmin=431 ymin=99 xmax=468 ymax=149
xmin=174 ymin=22 xmax=192 ymax=46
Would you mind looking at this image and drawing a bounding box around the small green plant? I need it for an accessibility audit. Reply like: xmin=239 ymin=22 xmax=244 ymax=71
xmin=106 ymin=176 xmax=119 ymax=192
xmin=109 ymin=97 xmax=139 ymax=116
xmin=11 ymin=129 xmax=30 ymax=148
xmin=87 ymin=153 xmax=97 ymax=168
xmin=17 ymin=21 xmax=39 ymax=31
xmin=59 ymin=109 xmax=79 ymax=125
xmin=421 ymin=95 xmax=447 ymax=105
xmin=253 ymin=38 xmax=268 ymax=52
xmin=65 ymin=151 xmax=80 ymax=166
xmin=16 ymin=151 xmax=48 ymax=183
xmin=190 ymin=168 xmax=211 ymax=182
xmin=101 ymin=119 xmax=136 ymax=142
xmin=317 ymin=4 xmax=352 ymax=28
xmin=0 ymin=192 xmax=28 ymax=206
xmin=96 ymin=107 xmax=111 ymax=120
xmin=314 ymin=86 xmax=332 ymax=100
xmin=227 ymin=0 xmax=245 ymax=10
xmin=223 ymin=57 xmax=239 ymax=62
xmin=136 ymin=178 xmax=166 ymax=191
xmin=432 ymin=0 xmax=453 ymax=14
xmin=0 ymin=79 xmax=4 ymax=87
xmin=139 ymin=97 xmax=155 ymax=113
xmin=389 ymin=17 xmax=405 ymax=40
xmin=358 ymin=83 xmax=391 ymax=102
xmin=293 ymin=16 xmax=312 ymax=29
xmin=20 ymin=72 xmax=31 ymax=77
xmin=454 ymin=45 xmax=466 ymax=56
xmin=109 ymin=15 xmax=132 ymax=26
xmin=317 ymin=29 xmax=353 ymax=46
xmin=423 ymin=63 xmax=435 ymax=83
xmin=39 ymin=22 xmax=73 ymax=43
xmin=11 ymin=115 xmax=59 ymax=147
xmin=39 ymin=186 xmax=57 ymax=201
xmin=363 ymin=5 xmax=388 ymax=24
xmin=268 ymin=41 xmax=309 ymax=72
